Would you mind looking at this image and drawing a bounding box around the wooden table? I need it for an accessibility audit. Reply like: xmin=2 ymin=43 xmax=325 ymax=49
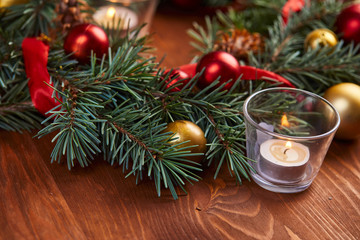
xmin=1 ymin=6 xmax=360 ymax=240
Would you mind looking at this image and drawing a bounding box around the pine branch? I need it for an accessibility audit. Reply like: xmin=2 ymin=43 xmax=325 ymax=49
xmin=32 ymin=30 xmax=205 ymax=198
xmin=146 ymin=75 xmax=264 ymax=183
xmin=187 ymin=16 xmax=219 ymax=55
xmin=258 ymin=0 xmax=359 ymax=93
xmin=36 ymin=88 xmax=102 ymax=169
xmin=0 ymin=101 xmax=33 ymax=112
xmin=262 ymin=0 xmax=342 ymax=68
xmin=2 ymin=0 xmax=56 ymax=37
xmin=0 ymin=101 xmax=43 ymax=131
xmin=99 ymin=100 xmax=202 ymax=200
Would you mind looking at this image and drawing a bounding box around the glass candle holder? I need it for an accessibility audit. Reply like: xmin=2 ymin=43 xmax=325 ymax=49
xmin=91 ymin=0 xmax=158 ymax=36
xmin=243 ymin=88 xmax=340 ymax=193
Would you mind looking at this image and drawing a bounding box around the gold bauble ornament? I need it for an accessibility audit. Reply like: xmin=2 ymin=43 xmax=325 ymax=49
xmin=324 ymin=83 xmax=360 ymax=140
xmin=163 ymin=120 xmax=207 ymax=163
xmin=304 ymin=28 xmax=338 ymax=51
xmin=0 ymin=0 xmax=29 ymax=8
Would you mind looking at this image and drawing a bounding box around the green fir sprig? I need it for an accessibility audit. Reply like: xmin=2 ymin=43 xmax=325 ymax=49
xmin=1 ymin=0 xmax=55 ymax=37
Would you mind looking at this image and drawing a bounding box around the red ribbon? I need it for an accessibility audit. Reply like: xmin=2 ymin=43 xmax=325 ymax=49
xmin=238 ymin=65 xmax=294 ymax=87
xmin=179 ymin=63 xmax=295 ymax=88
xmin=22 ymin=38 xmax=60 ymax=117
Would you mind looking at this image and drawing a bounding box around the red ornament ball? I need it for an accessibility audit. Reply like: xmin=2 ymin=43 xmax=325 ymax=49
xmin=163 ymin=69 xmax=190 ymax=92
xmin=64 ymin=23 xmax=109 ymax=64
xmin=335 ymin=4 xmax=360 ymax=44
xmin=196 ymin=51 xmax=241 ymax=90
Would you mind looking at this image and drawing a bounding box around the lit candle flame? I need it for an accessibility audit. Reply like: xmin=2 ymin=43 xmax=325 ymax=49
xmin=106 ymin=7 xmax=116 ymax=19
xmin=281 ymin=114 xmax=290 ymax=128
xmin=283 ymin=141 xmax=292 ymax=155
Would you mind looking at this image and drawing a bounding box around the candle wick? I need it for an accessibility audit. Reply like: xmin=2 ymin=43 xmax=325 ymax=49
xmin=284 ymin=148 xmax=290 ymax=154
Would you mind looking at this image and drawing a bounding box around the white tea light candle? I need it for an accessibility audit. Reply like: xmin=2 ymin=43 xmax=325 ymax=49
xmin=259 ymin=139 xmax=310 ymax=183
xmin=93 ymin=6 xmax=139 ymax=30
xmin=244 ymin=88 xmax=340 ymax=193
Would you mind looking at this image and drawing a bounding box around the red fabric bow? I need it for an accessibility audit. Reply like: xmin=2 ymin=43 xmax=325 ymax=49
xmin=22 ymin=38 xmax=60 ymax=117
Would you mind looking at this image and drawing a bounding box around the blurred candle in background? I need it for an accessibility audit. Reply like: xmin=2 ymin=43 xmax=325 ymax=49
xmin=91 ymin=0 xmax=158 ymax=36
xmin=93 ymin=5 xmax=138 ymax=30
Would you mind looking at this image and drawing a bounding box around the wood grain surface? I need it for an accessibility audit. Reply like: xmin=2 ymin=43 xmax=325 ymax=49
xmin=1 ymin=5 xmax=360 ymax=240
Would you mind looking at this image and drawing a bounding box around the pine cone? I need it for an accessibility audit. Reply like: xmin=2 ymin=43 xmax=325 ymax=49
xmin=55 ymin=0 xmax=80 ymax=32
xmin=214 ymin=29 xmax=265 ymax=63
xmin=55 ymin=0 xmax=92 ymax=33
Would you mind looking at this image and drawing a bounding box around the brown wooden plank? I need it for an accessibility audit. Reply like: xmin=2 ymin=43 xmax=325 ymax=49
xmin=31 ymin=140 xmax=360 ymax=240
xmin=0 ymin=131 xmax=86 ymax=240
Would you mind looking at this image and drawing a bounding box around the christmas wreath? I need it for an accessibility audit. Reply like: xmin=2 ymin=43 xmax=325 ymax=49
xmin=1 ymin=0 xmax=360 ymax=199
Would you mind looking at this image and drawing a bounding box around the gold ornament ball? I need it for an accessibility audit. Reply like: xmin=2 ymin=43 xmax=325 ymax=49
xmin=0 ymin=0 xmax=29 ymax=8
xmin=304 ymin=28 xmax=338 ymax=51
xmin=324 ymin=83 xmax=360 ymax=140
xmin=163 ymin=120 xmax=207 ymax=163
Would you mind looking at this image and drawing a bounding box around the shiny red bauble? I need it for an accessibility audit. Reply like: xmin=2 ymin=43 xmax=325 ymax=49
xmin=196 ymin=51 xmax=241 ymax=90
xmin=163 ymin=69 xmax=190 ymax=92
xmin=335 ymin=4 xmax=360 ymax=44
xmin=64 ymin=23 xmax=109 ymax=64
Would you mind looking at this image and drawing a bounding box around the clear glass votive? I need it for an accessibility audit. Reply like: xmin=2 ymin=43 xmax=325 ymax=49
xmin=243 ymin=88 xmax=340 ymax=193
xmin=91 ymin=0 xmax=158 ymax=36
